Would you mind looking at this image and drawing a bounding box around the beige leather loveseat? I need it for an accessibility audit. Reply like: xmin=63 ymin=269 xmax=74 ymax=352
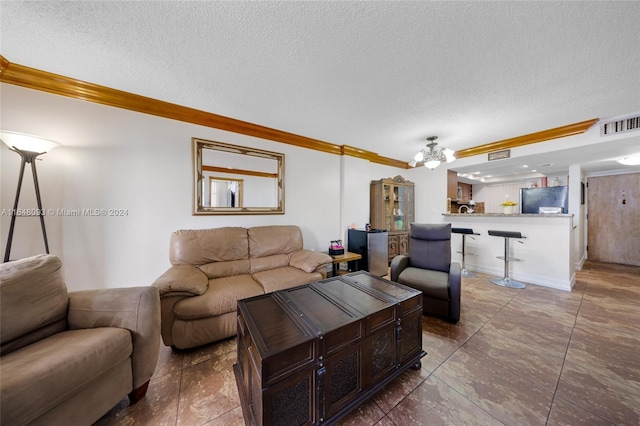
xmin=0 ymin=254 xmax=161 ymax=426
xmin=152 ymin=225 xmax=332 ymax=349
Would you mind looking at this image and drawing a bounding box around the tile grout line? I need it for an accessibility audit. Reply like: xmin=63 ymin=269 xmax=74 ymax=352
xmin=172 ymin=350 xmax=191 ymax=426
xmin=422 ymin=277 xmax=523 ymax=424
xmin=543 ymin=271 xmax=588 ymax=425
xmin=370 ymin=276 xmax=514 ymax=424
xmin=543 ymin=268 xmax=617 ymax=426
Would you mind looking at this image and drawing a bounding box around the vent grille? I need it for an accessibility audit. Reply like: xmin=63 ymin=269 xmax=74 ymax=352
xmin=600 ymin=115 xmax=640 ymax=136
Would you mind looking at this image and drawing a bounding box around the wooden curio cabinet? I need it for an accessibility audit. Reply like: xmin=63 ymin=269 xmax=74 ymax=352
xmin=370 ymin=176 xmax=415 ymax=263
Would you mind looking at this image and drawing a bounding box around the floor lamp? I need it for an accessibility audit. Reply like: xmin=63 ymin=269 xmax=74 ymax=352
xmin=1 ymin=131 xmax=59 ymax=263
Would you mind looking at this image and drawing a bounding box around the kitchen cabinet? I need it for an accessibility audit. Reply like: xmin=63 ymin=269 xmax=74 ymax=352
xmin=459 ymin=182 xmax=472 ymax=203
xmin=447 ymin=170 xmax=458 ymax=199
xmin=447 ymin=170 xmax=472 ymax=203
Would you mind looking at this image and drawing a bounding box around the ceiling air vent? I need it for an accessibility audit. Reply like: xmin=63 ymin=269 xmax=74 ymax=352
xmin=600 ymin=114 xmax=640 ymax=136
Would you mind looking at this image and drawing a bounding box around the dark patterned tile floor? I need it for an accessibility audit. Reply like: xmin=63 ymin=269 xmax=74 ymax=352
xmin=96 ymin=260 xmax=640 ymax=425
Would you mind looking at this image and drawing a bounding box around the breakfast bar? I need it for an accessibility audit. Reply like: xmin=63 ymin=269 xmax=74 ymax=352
xmin=442 ymin=213 xmax=576 ymax=291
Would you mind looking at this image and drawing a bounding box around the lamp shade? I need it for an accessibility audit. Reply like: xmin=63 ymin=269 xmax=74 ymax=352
xmin=424 ymin=159 xmax=441 ymax=169
xmin=0 ymin=131 xmax=59 ymax=153
xmin=443 ymin=148 xmax=457 ymax=163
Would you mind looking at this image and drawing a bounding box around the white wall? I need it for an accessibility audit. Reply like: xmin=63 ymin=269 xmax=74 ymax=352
xmin=339 ymin=156 xmax=423 ymax=249
xmin=410 ymin=165 xmax=449 ymax=223
xmin=340 ymin=155 xmax=371 ymax=238
xmin=1 ymin=84 xmax=349 ymax=290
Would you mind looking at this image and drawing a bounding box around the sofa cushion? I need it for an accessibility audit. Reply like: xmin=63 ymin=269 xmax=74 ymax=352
xmin=0 ymin=327 xmax=132 ymax=426
xmin=173 ymin=274 xmax=264 ymax=320
xmin=170 ymin=227 xmax=249 ymax=265
xmin=248 ymin=225 xmax=303 ymax=258
xmin=253 ymin=267 xmax=324 ymax=293
xmin=250 ymin=254 xmax=290 ymax=274
xmin=199 ymin=259 xmax=251 ymax=279
xmin=0 ymin=254 xmax=68 ymax=352
xmin=397 ymin=267 xmax=450 ymax=300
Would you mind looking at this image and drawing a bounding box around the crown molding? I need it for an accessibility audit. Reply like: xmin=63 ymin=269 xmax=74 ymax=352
xmin=340 ymin=145 xmax=409 ymax=169
xmin=453 ymin=118 xmax=598 ymax=159
xmin=0 ymin=56 xmax=343 ymax=156
xmin=1 ymin=56 xmax=596 ymax=170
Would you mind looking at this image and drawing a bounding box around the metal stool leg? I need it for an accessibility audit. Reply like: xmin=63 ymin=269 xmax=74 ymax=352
xmin=490 ymin=237 xmax=526 ymax=289
xmin=460 ymin=234 xmax=477 ymax=277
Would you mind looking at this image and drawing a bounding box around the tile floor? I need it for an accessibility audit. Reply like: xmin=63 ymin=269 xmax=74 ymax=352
xmin=96 ymin=260 xmax=639 ymax=425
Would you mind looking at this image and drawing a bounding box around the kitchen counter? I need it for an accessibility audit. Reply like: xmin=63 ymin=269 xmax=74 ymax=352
xmin=442 ymin=213 xmax=576 ymax=291
xmin=443 ymin=213 xmax=572 ymax=218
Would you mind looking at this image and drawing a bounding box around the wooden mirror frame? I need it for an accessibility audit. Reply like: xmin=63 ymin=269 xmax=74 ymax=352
xmin=193 ymin=138 xmax=285 ymax=215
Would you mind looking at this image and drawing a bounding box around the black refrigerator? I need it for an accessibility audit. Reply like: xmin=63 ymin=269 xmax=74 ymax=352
xmin=520 ymin=186 xmax=569 ymax=213
xmin=347 ymin=229 xmax=389 ymax=276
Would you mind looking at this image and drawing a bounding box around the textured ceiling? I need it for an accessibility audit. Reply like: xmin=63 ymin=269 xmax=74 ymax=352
xmin=2 ymin=1 xmax=639 ymax=177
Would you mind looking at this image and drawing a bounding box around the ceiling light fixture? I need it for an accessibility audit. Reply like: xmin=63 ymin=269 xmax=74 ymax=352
xmin=617 ymin=154 xmax=640 ymax=166
xmin=408 ymin=136 xmax=456 ymax=170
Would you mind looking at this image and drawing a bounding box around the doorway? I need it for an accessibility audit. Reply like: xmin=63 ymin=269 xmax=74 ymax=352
xmin=587 ymin=173 xmax=640 ymax=266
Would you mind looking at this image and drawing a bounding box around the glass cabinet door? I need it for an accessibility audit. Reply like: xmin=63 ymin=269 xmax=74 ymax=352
xmin=406 ymin=186 xmax=414 ymax=227
xmin=395 ymin=186 xmax=406 ymax=231
xmin=383 ymin=184 xmax=392 ymax=231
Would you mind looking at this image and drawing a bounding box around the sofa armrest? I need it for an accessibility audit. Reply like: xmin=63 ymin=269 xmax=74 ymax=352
xmin=390 ymin=255 xmax=410 ymax=282
xmin=67 ymin=286 xmax=161 ymax=390
xmin=289 ymin=250 xmax=332 ymax=273
xmin=152 ymin=265 xmax=208 ymax=297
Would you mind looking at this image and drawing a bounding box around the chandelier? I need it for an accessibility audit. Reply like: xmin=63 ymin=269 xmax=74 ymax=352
xmin=408 ymin=136 xmax=456 ymax=169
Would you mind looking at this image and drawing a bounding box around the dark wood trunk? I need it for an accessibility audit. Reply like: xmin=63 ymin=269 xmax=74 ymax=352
xmin=234 ymin=271 xmax=425 ymax=425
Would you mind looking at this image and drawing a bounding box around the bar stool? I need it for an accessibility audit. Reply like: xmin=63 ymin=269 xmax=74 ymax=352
xmin=451 ymin=228 xmax=479 ymax=277
xmin=488 ymin=230 xmax=527 ymax=289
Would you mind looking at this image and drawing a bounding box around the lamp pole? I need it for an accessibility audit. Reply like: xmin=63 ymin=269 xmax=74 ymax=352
xmin=4 ymin=148 xmax=50 ymax=262
xmin=1 ymin=131 xmax=59 ymax=263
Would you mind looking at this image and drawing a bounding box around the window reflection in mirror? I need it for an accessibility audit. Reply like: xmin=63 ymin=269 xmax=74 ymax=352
xmin=193 ymin=138 xmax=284 ymax=215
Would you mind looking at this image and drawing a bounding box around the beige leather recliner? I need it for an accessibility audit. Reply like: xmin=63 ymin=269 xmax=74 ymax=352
xmin=152 ymin=225 xmax=333 ymax=349
xmin=0 ymin=254 xmax=161 ymax=426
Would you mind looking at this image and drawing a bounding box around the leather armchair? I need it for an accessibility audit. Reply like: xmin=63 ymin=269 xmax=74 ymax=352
xmin=390 ymin=223 xmax=461 ymax=323
xmin=1 ymin=254 xmax=161 ymax=426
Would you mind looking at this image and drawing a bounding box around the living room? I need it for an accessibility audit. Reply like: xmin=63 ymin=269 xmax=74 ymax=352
xmin=1 ymin=2 xmax=639 ymax=425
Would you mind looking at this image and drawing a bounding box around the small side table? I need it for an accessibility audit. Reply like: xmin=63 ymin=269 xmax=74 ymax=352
xmin=329 ymin=251 xmax=362 ymax=277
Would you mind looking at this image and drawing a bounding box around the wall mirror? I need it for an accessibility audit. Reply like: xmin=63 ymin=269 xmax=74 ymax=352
xmin=193 ymin=138 xmax=285 ymax=215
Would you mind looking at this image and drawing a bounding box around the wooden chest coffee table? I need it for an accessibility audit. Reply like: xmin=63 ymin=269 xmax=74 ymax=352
xmin=233 ymin=271 xmax=425 ymax=425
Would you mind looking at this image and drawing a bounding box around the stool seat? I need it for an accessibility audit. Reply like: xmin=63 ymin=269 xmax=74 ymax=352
xmin=452 ymin=228 xmax=480 ymax=277
xmin=488 ymin=230 xmax=526 ymax=289
xmin=452 ymin=228 xmax=477 ymax=235
xmin=488 ymin=230 xmax=524 ymax=239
